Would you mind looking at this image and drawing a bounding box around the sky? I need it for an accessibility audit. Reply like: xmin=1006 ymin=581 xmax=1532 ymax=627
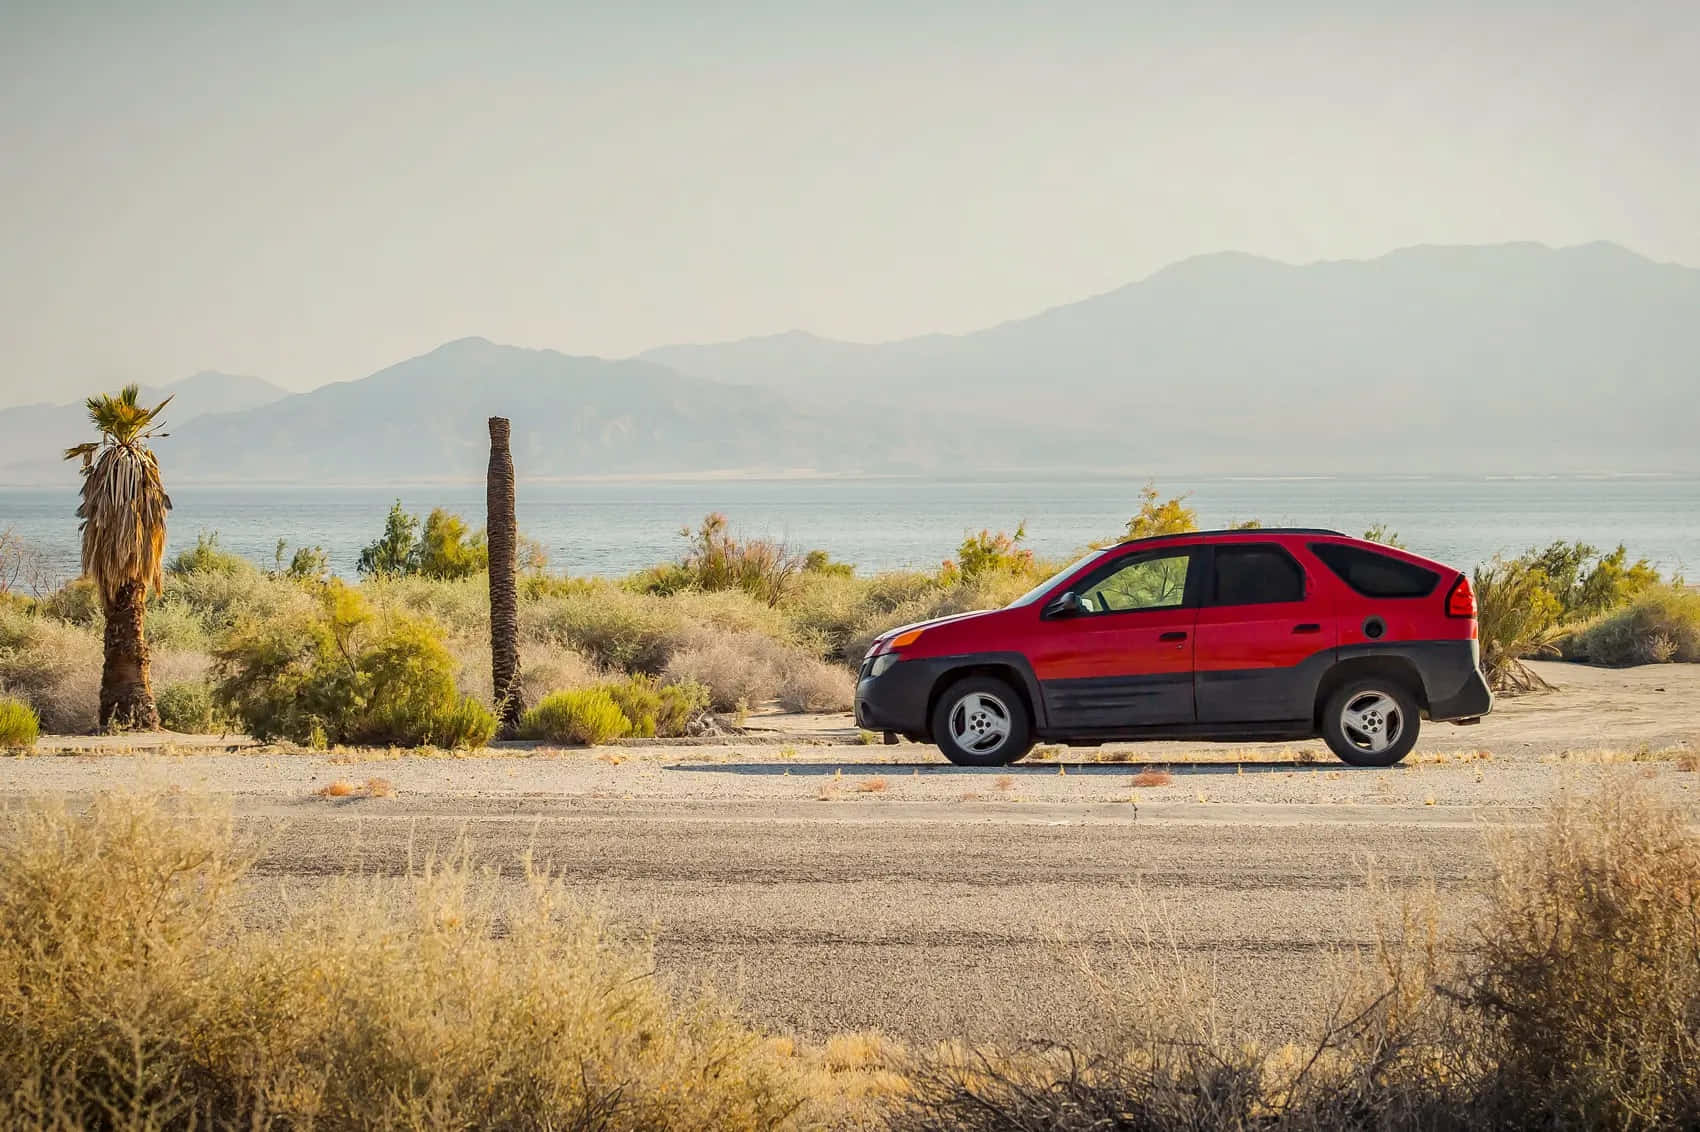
xmin=1 ymin=0 xmax=1696 ymax=405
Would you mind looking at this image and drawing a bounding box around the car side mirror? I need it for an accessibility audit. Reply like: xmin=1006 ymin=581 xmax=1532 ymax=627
xmin=1043 ymin=591 xmax=1083 ymax=619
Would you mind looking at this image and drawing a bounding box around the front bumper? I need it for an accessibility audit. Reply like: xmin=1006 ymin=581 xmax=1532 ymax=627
xmin=853 ymin=657 xmax=937 ymax=737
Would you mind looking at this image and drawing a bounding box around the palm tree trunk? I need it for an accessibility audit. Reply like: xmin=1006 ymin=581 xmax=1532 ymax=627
xmin=100 ymin=580 xmax=159 ymax=730
xmin=487 ymin=417 xmax=523 ymax=738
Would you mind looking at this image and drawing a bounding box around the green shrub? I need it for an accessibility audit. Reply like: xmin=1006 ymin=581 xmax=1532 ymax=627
xmin=602 ymin=673 xmax=711 ymax=738
xmin=945 ymin=524 xmax=1033 ymax=581
xmin=155 ymin=680 xmax=219 ymax=733
xmin=803 ymin=548 xmax=855 ymax=578
xmin=605 ymin=673 xmax=663 ymax=737
xmin=1566 ymin=585 xmax=1700 ymax=666
xmin=273 ymin=539 xmax=330 ymax=581
xmin=1363 ymin=523 xmax=1405 ymax=547
xmin=417 ymin=507 xmax=489 ymax=580
xmin=36 ymin=578 xmax=101 ymax=625
xmin=1121 ymin=482 xmax=1198 ymax=540
xmin=167 ymin=530 xmax=253 ymax=576
xmin=634 ymin=513 xmax=803 ymax=607
xmin=522 ymin=583 xmax=692 ymax=673
xmin=521 ymin=687 xmax=633 ymax=745
xmin=1474 ymin=556 xmax=1568 ymax=693
xmin=213 ymin=581 xmax=494 ymax=748
xmin=0 ymin=696 xmax=38 ymax=749
xmin=657 ymin=678 xmax=712 ymax=736
xmin=1526 ymin=540 xmax=1660 ymax=622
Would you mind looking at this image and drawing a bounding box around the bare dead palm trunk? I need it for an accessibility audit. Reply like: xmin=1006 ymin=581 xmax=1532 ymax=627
xmin=487 ymin=417 xmax=523 ymax=738
xmin=100 ymin=579 xmax=159 ymax=730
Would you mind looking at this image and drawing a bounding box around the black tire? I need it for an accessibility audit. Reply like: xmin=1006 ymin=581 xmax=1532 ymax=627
xmin=1321 ymin=678 xmax=1421 ymax=767
xmin=932 ymin=676 xmax=1034 ymax=767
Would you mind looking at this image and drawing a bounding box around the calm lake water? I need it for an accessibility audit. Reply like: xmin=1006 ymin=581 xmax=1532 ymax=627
xmin=3 ymin=476 xmax=1697 ymax=586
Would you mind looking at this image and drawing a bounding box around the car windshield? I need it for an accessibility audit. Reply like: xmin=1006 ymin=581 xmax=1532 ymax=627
xmin=1003 ymin=549 xmax=1107 ymax=608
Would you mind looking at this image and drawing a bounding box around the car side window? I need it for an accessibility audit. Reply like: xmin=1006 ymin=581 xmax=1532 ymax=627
xmin=1210 ymin=546 xmax=1306 ymax=606
xmin=1075 ymin=552 xmax=1191 ymax=614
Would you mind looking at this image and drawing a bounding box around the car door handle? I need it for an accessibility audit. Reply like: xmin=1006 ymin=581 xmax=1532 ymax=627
xmin=1159 ymin=631 xmax=1188 ymax=642
xmin=1292 ymin=623 xmax=1322 ymax=634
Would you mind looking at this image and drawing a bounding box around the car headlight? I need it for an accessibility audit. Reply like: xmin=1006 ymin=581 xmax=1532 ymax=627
xmin=869 ymin=652 xmax=901 ymax=678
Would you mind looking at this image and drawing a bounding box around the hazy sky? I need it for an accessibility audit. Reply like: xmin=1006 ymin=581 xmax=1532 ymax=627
xmin=2 ymin=0 xmax=1696 ymax=404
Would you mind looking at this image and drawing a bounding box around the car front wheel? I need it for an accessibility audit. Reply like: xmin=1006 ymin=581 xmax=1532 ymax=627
xmin=932 ymin=676 xmax=1034 ymax=767
xmin=1321 ymin=679 xmax=1421 ymax=767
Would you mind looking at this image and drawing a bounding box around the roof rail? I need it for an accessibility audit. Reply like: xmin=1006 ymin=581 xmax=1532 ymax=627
xmin=1116 ymin=526 xmax=1348 ymax=546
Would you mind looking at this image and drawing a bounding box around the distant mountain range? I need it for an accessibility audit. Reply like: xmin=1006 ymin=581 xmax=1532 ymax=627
xmin=0 ymin=372 xmax=288 ymax=483
xmin=643 ymin=242 xmax=1700 ymax=474
xmin=3 ymin=242 xmax=1695 ymax=484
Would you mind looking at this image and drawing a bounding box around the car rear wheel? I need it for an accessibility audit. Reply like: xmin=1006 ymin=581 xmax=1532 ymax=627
xmin=932 ymin=676 xmax=1034 ymax=767
xmin=1322 ymin=679 xmax=1421 ymax=767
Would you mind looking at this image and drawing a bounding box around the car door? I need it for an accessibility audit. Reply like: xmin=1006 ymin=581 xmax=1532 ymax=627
xmin=1026 ymin=547 xmax=1201 ymax=730
xmin=1193 ymin=543 xmax=1336 ymax=723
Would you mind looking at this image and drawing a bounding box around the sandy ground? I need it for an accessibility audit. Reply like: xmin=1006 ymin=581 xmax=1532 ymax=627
xmin=5 ymin=660 xmax=1699 ymax=1043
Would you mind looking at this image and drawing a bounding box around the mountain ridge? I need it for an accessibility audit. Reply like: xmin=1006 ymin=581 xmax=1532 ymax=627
xmin=3 ymin=241 xmax=1694 ymax=483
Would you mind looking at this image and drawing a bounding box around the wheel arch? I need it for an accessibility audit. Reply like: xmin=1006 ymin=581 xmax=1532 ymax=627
xmin=924 ymin=655 xmax=1045 ymax=738
xmin=1313 ymin=654 xmax=1428 ymax=726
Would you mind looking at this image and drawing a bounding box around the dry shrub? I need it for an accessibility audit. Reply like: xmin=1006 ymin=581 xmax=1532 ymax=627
xmin=451 ymin=636 xmax=604 ymax=707
xmin=1463 ymin=786 xmax=1700 ymax=1127
xmin=776 ymin=657 xmax=853 ymax=713
xmin=1566 ymin=584 xmax=1700 ymax=666
xmin=0 ymin=607 xmax=101 ymax=732
xmin=316 ymin=778 xmax=360 ymax=797
xmin=858 ymin=777 xmax=888 ymax=794
xmin=660 ymin=627 xmax=848 ymax=714
xmin=894 ymin=785 xmax=1700 ymax=1132
xmin=1131 ymin=769 xmax=1173 ymax=788
xmin=662 ymin=635 xmax=767 ymax=711
xmin=0 ymin=793 xmax=807 ymax=1130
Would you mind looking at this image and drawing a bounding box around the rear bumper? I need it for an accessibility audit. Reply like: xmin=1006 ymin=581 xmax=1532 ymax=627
xmin=1421 ymin=640 xmax=1495 ymax=721
xmin=853 ymin=658 xmax=937 ymax=737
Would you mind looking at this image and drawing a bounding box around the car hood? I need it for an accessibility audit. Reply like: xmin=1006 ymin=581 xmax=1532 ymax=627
xmin=868 ymin=608 xmax=999 ymax=654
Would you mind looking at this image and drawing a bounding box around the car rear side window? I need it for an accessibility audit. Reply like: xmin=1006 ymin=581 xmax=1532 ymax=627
xmin=1309 ymin=543 xmax=1440 ymax=598
xmin=1210 ymin=546 xmax=1305 ymax=606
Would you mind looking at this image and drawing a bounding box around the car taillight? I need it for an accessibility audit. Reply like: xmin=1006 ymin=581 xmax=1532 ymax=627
xmin=1446 ymin=575 xmax=1476 ymax=618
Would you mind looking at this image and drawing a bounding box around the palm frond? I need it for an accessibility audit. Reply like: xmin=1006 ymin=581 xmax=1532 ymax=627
xmin=69 ymin=387 xmax=173 ymax=600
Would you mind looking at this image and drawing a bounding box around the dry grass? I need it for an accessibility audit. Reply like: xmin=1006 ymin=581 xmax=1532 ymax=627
xmin=1130 ymin=769 xmax=1173 ymax=788
xmin=1408 ymin=748 xmax=1495 ymax=765
xmin=857 ymin=777 xmax=889 ymax=793
xmin=1543 ymin=744 xmax=1693 ymax=765
xmin=313 ymin=777 xmax=395 ymax=800
xmin=893 ymin=784 xmax=1700 ymax=1132
xmin=0 ymin=792 xmax=812 ymax=1130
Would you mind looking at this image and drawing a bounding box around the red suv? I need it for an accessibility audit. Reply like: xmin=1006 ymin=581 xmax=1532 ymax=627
xmin=855 ymin=529 xmax=1491 ymax=767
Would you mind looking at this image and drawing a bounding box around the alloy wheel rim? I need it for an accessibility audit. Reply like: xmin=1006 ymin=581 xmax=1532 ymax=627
xmin=1340 ymin=690 xmax=1403 ymax=753
xmin=949 ymin=692 xmax=1011 ymax=755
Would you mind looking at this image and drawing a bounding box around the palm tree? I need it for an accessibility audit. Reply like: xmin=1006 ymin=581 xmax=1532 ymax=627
xmin=486 ymin=416 xmax=522 ymax=737
xmin=64 ymin=386 xmax=173 ymax=730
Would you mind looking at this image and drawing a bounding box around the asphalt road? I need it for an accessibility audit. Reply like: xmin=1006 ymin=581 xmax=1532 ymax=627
xmin=236 ymin=797 xmax=1494 ymax=1044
